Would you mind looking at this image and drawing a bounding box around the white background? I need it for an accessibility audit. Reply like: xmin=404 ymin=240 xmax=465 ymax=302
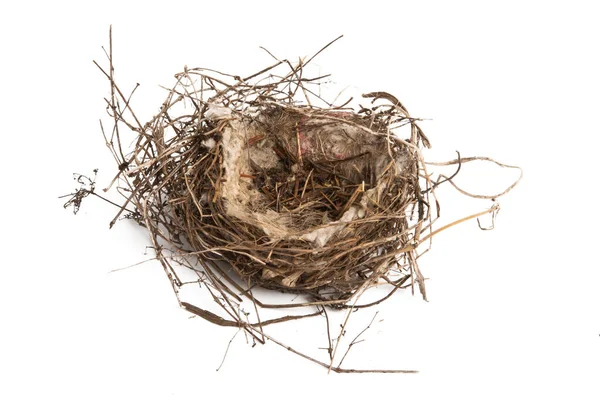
xmin=1 ymin=1 xmax=599 ymax=395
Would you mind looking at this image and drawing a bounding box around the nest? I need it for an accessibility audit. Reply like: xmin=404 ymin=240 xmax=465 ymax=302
xmin=76 ymin=32 xmax=520 ymax=372
xmin=119 ymin=66 xmax=435 ymax=303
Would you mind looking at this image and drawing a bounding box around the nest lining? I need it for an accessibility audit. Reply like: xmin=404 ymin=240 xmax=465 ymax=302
xmin=216 ymin=104 xmax=407 ymax=242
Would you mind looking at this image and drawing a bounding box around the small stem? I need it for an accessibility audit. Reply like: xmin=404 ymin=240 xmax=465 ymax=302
xmin=90 ymin=190 xmax=136 ymax=214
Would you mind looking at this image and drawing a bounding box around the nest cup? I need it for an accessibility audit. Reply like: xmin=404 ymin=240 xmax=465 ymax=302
xmin=126 ymin=65 xmax=431 ymax=303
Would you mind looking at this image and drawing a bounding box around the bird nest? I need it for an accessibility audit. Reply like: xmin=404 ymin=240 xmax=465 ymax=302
xmin=117 ymin=70 xmax=433 ymax=302
xmin=72 ymin=32 xmax=520 ymax=372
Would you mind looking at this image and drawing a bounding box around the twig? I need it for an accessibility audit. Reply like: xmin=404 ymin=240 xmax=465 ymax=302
xmin=337 ymin=311 xmax=379 ymax=369
xmin=216 ymin=328 xmax=241 ymax=371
